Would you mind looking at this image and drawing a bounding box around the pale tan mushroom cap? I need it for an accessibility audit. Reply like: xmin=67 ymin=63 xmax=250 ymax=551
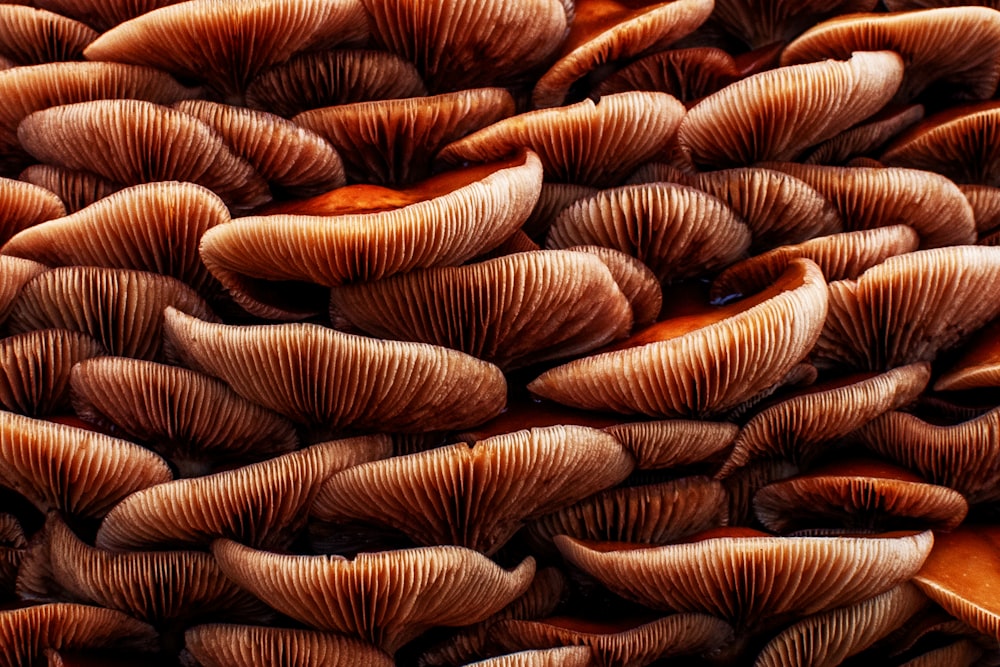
xmin=183 ymin=624 xmax=394 ymax=667
xmin=212 ymin=540 xmax=536 ymax=653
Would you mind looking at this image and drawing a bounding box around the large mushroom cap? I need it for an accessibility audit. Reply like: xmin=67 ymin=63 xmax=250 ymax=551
xmin=182 ymin=624 xmax=394 ymax=667
xmin=212 ymin=539 xmax=536 ymax=653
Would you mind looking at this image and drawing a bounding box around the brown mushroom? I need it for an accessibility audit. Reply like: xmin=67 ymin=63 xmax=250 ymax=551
xmin=0 ymin=6 xmax=97 ymax=65
xmin=182 ymin=624 xmax=394 ymax=667
xmin=0 ymin=177 xmax=64 ymax=243
xmin=18 ymin=165 xmax=122 ymax=213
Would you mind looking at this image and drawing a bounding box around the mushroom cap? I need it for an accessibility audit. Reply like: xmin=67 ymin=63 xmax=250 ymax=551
xmin=566 ymin=246 xmax=662 ymax=328
xmin=814 ymin=246 xmax=1000 ymax=370
xmin=70 ymin=357 xmax=299 ymax=477
xmin=528 ymin=258 xmax=829 ymax=418
xmin=555 ymin=529 xmax=934 ymax=629
xmin=594 ymin=47 xmax=740 ymax=103
xmin=0 ymin=6 xmax=98 ymax=65
xmin=328 ymin=250 xmax=634 ymax=370
xmin=0 ymin=329 xmax=105 ymax=417
xmin=709 ymin=0 xmax=877 ymax=49
xmin=313 ymin=425 xmax=634 ymax=555
xmin=934 ymin=319 xmax=1000 ymax=391
xmin=32 ymin=0 xmax=187 ymax=31
xmin=532 ymin=0 xmax=714 ymax=108
xmin=95 ymin=436 xmax=390 ymax=551
xmin=781 ymin=8 xmax=1000 ymax=102
xmin=182 ymin=624 xmax=394 ymax=667
xmin=676 ymin=51 xmax=904 ymax=168
xmin=175 ymin=99 xmax=345 ymax=198
xmin=8 ymin=267 xmax=217 ymax=361
xmin=360 ymin=0 xmax=568 ymax=92
xmin=199 ymin=151 xmax=543 ymax=319
xmin=804 ymin=104 xmax=925 ymax=165
xmin=163 ymin=307 xmax=506 ymax=432
xmin=491 ymin=613 xmax=733 ymax=667
xmin=438 ymin=92 xmax=686 ymax=187
xmin=18 ymin=100 xmax=271 ymax=211
xmin=246 ymin=49 xmax=428 ymax=118
xmin=83 ymin=0 xmax=370 ymax=100
xmin=545 ymin=182 xmax=751 ymax=284
xmin=0 ymin=177 xmax=64 ymax=245
xmin=0 ymin=513 xmax=24 ymax=596
xmin=212 ymin=539 xmax=536 ymax=653
xmin=18 ymin=164 xmax=121 ymax=214
xmin=0 ymin=411 xmax=172 ymax=518
xmin=2 ymin=181 xmax=229 ymax=297
xmin=293 ymin=87 xmax=514 ymax=186
xmin=0 ymin=255 xmax=46 ymax=326
xmin=16 ymin=514 xmax=267 ymax=624
xmin=718 ymin=363 xmax=931 ymax=475
xmin=0 ymin=603 xmax=158 ymax=667
xmin=604 ymin=419 xmax=737 ymax=470
xmin=754 ymin=583 xmax=929 ymax=667
xmin=959 ymin=184 xmax=1000 ymax=237
xmin=465 ymin=647 xmax=593 ymax=667
xmin=897 ymin=640 xmax=984 ymax=667
xmin=522 ymin=183 xmax=598 ymax=241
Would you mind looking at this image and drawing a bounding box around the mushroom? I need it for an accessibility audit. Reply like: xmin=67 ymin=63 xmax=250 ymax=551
xmin=182 ymin=624 xmax=394 ymax=667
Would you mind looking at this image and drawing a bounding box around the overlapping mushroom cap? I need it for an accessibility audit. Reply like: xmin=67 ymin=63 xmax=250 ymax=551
xmin=0 ymin=6 xmax=98 ymax=65
xmin=182 ymin=624 xmax=394 ymax=667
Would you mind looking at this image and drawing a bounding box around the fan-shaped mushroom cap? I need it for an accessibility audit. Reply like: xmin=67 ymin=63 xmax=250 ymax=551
xmin=676 ymin=51 xmax=904 ymax=168
xmin=882 ymin=102 xmax=1000 ymax=186
xmin=711 ymin=226 xmax=920 ymax=300
xmin=294 ymin=88 xmax=514 ymax=186
xmin=555 ymin=529 xmax=934 ymax=629
xmin=814 ymin=246 xmax=1000 ymax=370
xmin=718 ymin=363 xmax=930 ymax=475
xmin=199 ymin=151 xmax=543 ymax=319
xmin=566 ymin=246 xmax=662 ymax=327
xmin=755 ymin=583 xmax=929 ymax=667
xmin=853 ymin=407 xmax=1000 ymax=505
xmin=8 ymin=267 xmax=217 ymax=361
xmin=753 ymin=459 xmax=969 ymax=532
xmin=546 ymin=183 xmax=750 ymax=284
xmin=175 ymin=100 xmax=344 ymax=198
xmin=19 ymin=100 xmax=271 ymax=212
xmin=781 ymin=8 xmax=1000 ymax=102
xmin=212 ymin=539 xmax=536 ymax=654
xmin=360 ymin=0 xmax=567 ymax=93
xmin=0 ymin=603 xmax=158 ymax=667
xmin=757 ymin=163 xmax=976 ymax=248
xmin=246 ymin=50 xmax=427 ymax=118
xmin=70 ymin=357 xmax=298 ymax=477
xmin=595 ymin=47 xmax=740 ymax=102
xmin=710 ymin=0 xmax=877 ymax=49
xmin=17 ymin=514 xmax=266 ymax=624
xmin=532 ymin=0 xmax=714 ymax=108
xmin=0 ymin=330 xmax=104 ymax=417
xmin=438 ymin=92 xmax=686 ymax=187
xmin=605 ymin=420 xmax=737 ymax=470
xmin=329 ymin=250 xmax=632 ymax=370
xmin=492 ymin=613 xmax=731 ymax=667
xmin=526 ymin=477 xmax=727 ymax=552
xmin=0 ymin=513 xmax=24 ymax=596
xmin=18 ymin=165 xmax=121 ymax=214
xmin=96 ymin=436 xmax=389 ymax=551
xmin=2 ymin=181 xmax=228 ymax=297
xmin=466 ymin=647 xmax=593 ymax=667
xmin=313 ymin=426 xmax=633 ymax=554
xmin=163 ymin=308 xmax=506 ymax=432
xmin=83 ymin=0 xmax=369 ymax=100
xmin=183 ymin=624 xmax=393 ymax=667
xmin=0 ymin=411 xmax=172 ymax=518
xmin=0 ymin=6 xmax=97 ymax=65
xmin=528 ymin=258 xmax=828 ymax=418
xmin=804 ymin=104 xmax=924 ymax=165
xmin=0 ymin=178 xmax=64 ymax=244
xmin=914 ymin=525 xmax=1000 ymax=639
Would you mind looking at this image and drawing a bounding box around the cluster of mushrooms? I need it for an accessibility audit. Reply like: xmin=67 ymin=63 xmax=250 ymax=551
xmin=3 ymin=0 xmax=1000 ymax=665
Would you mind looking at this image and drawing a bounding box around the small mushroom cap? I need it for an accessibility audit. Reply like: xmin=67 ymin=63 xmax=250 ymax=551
xmin=8 ymin=267 xmax=217 ymax=361
xmin=959 ymin=184 xmax=1000 ymax=236
xmin=566 ymin=246 xmax=662 ymax=327
xmin=212 ymin=539 xmax=536 ymax=653
xmin=804 ymin=104 xmax=925 ymax=165
xmin=532 ymin=0 xmax=714 ymax=108
xmin=182 ymin=624 xmax=394 ymax=667
xmin=163 ymin=307 xmax=506 ymax=432
xmin=604 ymin=420 xmax=737 ymax=470
xmin=755 ymin=583 xmax=929 ymax=667
xmin=781 ymin=8 xmax=1000 ymax=102
xmin=0 ymin=411 xmax=172 ymax=518
xmin=465 ymin=647 xmax=593 ymax=667
xmin=246 ymin=49 xmax=428 ymax=118
xmin=83 ymin=0 xmax=370 ymax=100
xmin=0 ymin=6 xmax=98 ymax=65
xmin=934 ymin=319 xmax=1000 ymax=391
xmin=438 ymin=92 xmax=686 ymax=187
xmin=718 ymin=363 xmax=931 ymax=475
xmin=0 ymin=513 xmax=24 ymax=596
xmin=898 ymin=640 xmax=983 ymax=667
xmin=555 ymin=529 xmax=934 ymax=629
xmin=594 ymin=47 xmax=740 ymax=103
xmin=328 ymin=250 xmax=634 ymax=370
xmin=313 ymin=426 xmax=634 ymax=554
xmin=528 ymin=258 xmax=829 ymax=418
xmin=0 ymin=177 xmax=64 ymax=245
xmin=0 ymin=255 xmax=45 ymax=326
xmin=18 ymin=100 xmax=271 ymax=211
xmin=914 ymin=525 xmax=1000 ymax=639
xmin=293 ymin=87 xmax=514 ymax=186
xmin=677 ymin=51 xmax=904 ymax=168
xmin=0 ymin=603 xmax=158 ymax=667
xmin=18 ymin=165 xmax=121 ymax=214
xmin=95 ymin=436 xmax=390 ymax=551
xmin=710 ymin=0 xmax=877 ymax=49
